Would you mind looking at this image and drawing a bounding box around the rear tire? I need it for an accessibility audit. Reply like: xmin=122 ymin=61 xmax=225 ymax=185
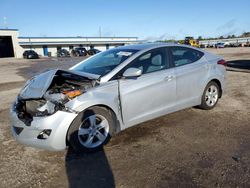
xmin=199 ymin=81 xmax=220 ymax=110
xmin=67 ymin=106 xmax=116 ymax=153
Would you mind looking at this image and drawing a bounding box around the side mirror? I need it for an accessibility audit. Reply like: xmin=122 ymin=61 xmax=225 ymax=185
xmin=122 ymin=68 xmax=142 ymax=78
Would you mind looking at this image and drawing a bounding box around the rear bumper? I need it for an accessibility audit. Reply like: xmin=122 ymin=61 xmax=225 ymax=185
xmin=10 ymin=103 xmax=77 ymax=151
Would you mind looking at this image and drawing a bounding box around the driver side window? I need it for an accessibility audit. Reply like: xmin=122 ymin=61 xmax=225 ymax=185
xmin=125 ymin=48 xmax=168 ymax=75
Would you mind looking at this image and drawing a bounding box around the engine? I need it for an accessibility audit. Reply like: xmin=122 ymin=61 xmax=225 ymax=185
xmin=15 ymin=70 xmax=96 ymax=126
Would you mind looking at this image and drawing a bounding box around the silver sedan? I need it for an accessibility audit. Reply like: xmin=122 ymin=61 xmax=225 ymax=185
xmin=10 ymin=43 xmax=226 ymax=152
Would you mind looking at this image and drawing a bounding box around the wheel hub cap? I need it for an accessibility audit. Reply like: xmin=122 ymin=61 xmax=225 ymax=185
xmin=205 ymin=85 xmax=218 ymax=107
xmin=78 ymin=114 xmax=109 ymax=148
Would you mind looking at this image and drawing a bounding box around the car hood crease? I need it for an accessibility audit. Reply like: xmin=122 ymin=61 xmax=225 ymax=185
xmin=19 ymin=69 xmax=99 ymax=100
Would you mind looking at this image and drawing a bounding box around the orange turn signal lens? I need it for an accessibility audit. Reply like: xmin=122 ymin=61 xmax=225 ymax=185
xmin=63 ymin=90 xmax=82 ymax=99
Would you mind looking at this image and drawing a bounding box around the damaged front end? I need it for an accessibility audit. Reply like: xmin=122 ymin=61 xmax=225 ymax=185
xmin=15 ymin=69 xmax=98 ymax=126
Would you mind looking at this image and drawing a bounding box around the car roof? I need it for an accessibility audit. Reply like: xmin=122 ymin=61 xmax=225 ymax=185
xmin=116 ymin=42 xmax=180 ymax=51
xmin=25 ymin=50 xmax=35 ymax=52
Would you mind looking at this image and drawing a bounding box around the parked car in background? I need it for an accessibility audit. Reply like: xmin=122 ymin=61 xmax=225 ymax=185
xmin=224 ymin=42 xmax=230 ymax=47
xmin=244 ymin=42 xmax=250 ymax=47
xmin=215 ymin=43 xmax=225 ymax=48
xmin=10 ymin=43 xmax=226 ymax=153
xmin=199 ymin=44 xmax=205 ymax=48
xmin=71 ymin=47 xmax=88 ymax=56
xmin=87 ymin=48 xmax=101 ymax=55
xmin=206 ymin=44 xmax=214 ymax=48
xmin=229 ymin=43 xmax=242 ymax=48
xmin=57 ymin=49 xmax=70 ymax=57
xmin=23 ymin=50 xmax=39 ymax=59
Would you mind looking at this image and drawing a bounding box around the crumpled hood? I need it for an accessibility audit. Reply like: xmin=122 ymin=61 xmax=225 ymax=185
xmin=19 ymin=69 xmax=99 ymax=100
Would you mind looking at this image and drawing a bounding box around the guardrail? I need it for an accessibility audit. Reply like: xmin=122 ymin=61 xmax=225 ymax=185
xmin=199 ymin=37 xmax=250 ymax=45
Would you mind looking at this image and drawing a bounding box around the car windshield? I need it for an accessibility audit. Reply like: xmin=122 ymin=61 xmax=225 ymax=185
xmin=73 ymin=48 xmax=138 ymax=76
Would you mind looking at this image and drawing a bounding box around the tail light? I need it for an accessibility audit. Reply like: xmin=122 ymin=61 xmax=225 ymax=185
xmin=217 ymin=59 xmax=227 ymax=66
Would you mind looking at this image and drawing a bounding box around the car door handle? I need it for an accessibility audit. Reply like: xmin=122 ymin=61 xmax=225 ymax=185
xmin=164 ymin=75 xmax=174 ymax=81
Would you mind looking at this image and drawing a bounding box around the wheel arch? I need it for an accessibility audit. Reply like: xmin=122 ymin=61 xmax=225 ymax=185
xmin=90 ymin=104 xmax=120 ymax=129
xmin=209 ymin=79 xmax=222 ymax=98
xmin=202 ymin=77 xmax=223 ymax=99
xmin=66 ymin=104 xmax=121 ymax=146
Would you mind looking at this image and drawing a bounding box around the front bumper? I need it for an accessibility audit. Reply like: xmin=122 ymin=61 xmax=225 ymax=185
xmin=10 ymin=103 xmax=77 ymax=151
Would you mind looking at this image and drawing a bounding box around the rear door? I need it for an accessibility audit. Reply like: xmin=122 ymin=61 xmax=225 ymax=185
xmin=169 ymin=46 xmax=207 ymax=107
xmin=118 ymin=47 xmax=176 ymax=127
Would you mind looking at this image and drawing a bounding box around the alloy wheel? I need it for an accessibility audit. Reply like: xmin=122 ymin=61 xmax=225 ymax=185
xmin=205 ymin=85 xmax=218 ymax=107
xmin=78 ymin=114 xmax=109 ymax=148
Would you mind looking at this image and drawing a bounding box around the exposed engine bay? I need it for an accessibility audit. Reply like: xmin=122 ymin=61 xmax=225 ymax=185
xmin=15 ymin=70 xmax=97 ymax=126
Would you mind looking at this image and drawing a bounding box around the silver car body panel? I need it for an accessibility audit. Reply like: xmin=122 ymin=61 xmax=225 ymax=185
xmin=19 ymin=70 xmax=56 ymax=99
xmin=19 ymin=69 xmax=100 ymax=100
xmin=10 ymin=105 xmax=77 ymax=151
xmin=64 ymin=80 xmax=122 ymax=126
xmin=119 ymin=67 xmax=176 ymax=127
xmin=10 ymin=43 xmax=226 ymax=150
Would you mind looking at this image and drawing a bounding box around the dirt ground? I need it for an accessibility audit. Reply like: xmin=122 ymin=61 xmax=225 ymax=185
xmin=0 ymin=48 xmax=250 ymax=188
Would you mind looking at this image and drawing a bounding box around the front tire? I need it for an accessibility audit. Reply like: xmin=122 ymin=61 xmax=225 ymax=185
xmin=199 ymin=81 xmax=220 ymax=110
xmin=67 ymin=107 xmax=116 ymax=153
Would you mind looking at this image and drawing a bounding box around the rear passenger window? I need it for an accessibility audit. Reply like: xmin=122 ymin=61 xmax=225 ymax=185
xmin=170 ymin=47 xmax=204 ymax=67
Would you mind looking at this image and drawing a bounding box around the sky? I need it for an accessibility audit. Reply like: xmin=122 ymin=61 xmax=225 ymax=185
xmin=0 ymin=0 xmax=250 ymax=40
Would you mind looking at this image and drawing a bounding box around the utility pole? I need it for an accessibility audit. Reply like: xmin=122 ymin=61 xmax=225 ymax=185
xmin=3 ymin=17 xmax=8 ymax=29
xmin=99 ymin=26 xmax=101 ymax=37
xmin=29 ymin=37 xmax=32 ymax=50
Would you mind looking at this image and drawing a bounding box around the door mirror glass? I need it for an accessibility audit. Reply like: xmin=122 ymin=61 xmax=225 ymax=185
xmin=123 ymin=68 xmax=142 ymax=78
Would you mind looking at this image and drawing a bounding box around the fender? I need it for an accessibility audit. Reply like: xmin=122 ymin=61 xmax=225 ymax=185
xmin=64 ymin=81 xmax=125 ymax=131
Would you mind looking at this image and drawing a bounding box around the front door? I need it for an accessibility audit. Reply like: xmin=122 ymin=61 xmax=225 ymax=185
xmin=119 ymin=47 xmax=176 ymax=127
